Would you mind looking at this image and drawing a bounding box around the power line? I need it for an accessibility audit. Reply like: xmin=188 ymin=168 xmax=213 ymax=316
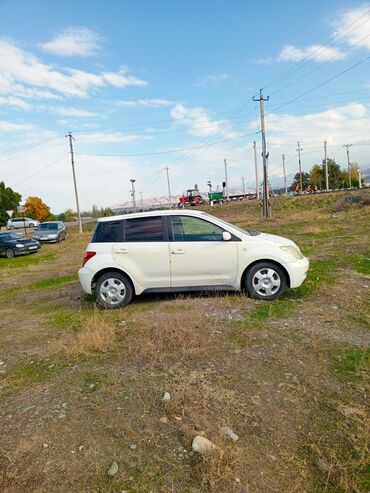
xmin=76 ymin=130 xmax=258 ymax=158
xmin=262 ymin=6 xmax=370 ymax=91
xmin=12 ymin=153 xmax=69 ymax=188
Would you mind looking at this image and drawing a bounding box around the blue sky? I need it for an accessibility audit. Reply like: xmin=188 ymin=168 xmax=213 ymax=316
xmin=0 ymin=0 xmax=370 ymax=211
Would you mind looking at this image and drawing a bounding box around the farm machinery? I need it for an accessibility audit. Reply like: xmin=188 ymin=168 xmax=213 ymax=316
xmin=178 ymin=185 xmax=204 ymax=207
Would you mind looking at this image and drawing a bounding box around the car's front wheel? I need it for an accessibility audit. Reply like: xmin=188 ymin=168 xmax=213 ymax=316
xmin=245 ymin=262 xmax=287 ymax=300
xmin=96 ymin=272 xmax=133 ymax=309
xmin=5 ymin=248 xmax=15 ymax=259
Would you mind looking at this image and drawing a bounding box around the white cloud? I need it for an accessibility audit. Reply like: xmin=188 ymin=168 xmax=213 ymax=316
xmin=196 ymin=73 xmax=229 ymax=87
xmin=117 ymin=98 xmax=173 ymax=107
xmin=278 ymin=44 xmax=345 ymax=62
xmin=53 ymin=106 xmax=97 ymax=117
xmin=333 ymin=4 xmax=370 ymax=51
xmin=0 ymin=96 xmax=31 ymax=110
xmin=0 ymin=39 xmax=147 ymax=99
xmin=170 ymin=104 xmax=236 ymax=138
xmin=40 ymin=27 xmax=103 ymax=57
xmin=0 ymin=120 xmax=34 ymax=132
xmin=76 ymin=132 xmax=153 ymax=144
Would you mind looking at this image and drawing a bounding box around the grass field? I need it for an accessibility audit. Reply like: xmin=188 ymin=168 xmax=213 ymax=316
xmin=0 ymin=190 xmax=369 ymax=493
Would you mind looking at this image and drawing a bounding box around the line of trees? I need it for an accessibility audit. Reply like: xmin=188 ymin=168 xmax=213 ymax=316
xmin=291 ymin=158 xmax=362 ymax=190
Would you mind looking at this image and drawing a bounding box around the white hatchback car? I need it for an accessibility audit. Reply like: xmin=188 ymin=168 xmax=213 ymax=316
xmin=79 ymin=210 xmax=309 ymax=309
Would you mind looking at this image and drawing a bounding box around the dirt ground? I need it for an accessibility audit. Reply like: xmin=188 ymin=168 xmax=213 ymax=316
xmin=0 ymin=191 xmax=369 ymax=492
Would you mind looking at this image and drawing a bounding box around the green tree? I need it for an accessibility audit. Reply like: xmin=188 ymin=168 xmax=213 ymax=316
xmin=0 ymin=181 xmax=21 ymax=227
xmin=321 ymin=158 xmax=342 ymax=189
xmin=291 ymin=172 xmax=310 ymax=191
xmin=310 ymin=164 xmax=324 ymax=188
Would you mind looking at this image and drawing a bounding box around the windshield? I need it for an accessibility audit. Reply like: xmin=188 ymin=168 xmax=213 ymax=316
xmin=37 ymin=223 xmax=58 ymax=230
xmin=201 ymin=213 xmax=252 ymax=236
xmin=1 ymin=233 xmax=23 ymax=240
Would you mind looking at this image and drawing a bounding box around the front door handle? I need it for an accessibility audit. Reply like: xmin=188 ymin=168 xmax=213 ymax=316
xmin=171 ymin=249 xmax=184 ymax=254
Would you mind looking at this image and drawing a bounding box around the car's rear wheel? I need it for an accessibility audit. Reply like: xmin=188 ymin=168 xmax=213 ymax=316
xmin=245 ymin=261 xmax=287 ymax=300
xmin=5 ymin=248 xmax=15 ymax=259
xmin=96 ymin=272 xmax=133 ymax=309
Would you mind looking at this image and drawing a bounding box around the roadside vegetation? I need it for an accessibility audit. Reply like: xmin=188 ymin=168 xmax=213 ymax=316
xmin=0 ymin=190 xmax=369 ymax=492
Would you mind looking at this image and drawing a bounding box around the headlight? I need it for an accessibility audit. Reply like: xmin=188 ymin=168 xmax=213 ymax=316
xmin=16 ymin=243 xmax=24 ymax=248
xmin=280 ymin=245 xmax=303 ymax=259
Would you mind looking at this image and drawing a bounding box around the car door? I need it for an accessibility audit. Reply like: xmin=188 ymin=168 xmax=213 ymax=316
xmin=0 ymin=235 xmax=6 ymax=255
xmin=169 ymin=215 xmax=239 ymax=288
xmin=112 ymin=216 xmax=170 ymax=290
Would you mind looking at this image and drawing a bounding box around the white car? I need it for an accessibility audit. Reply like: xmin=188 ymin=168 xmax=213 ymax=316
xmin=7 ymin=217 xmax=40 ymax=229
xmin=78 ymin=210 xmax=309 ymax=309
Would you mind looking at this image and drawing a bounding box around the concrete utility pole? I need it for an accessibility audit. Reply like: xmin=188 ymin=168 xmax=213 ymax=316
xmin=358 ymin=168 xmax=362 ymax=188
xmin=224 ymin=158 xmax=229 ymax=200
xmin=253 ymin=141 xmax=260 ymax=200
xmin=343 ymin=144 xmax=353 ymax=188
xmin=130 ymin=179 xmax=136 ymax=212
xmin=66 ymin=132 xmax=82 ymax=234
xmin=296 ymin=141 xmax=303 ymax=193
xmin=163 ymin=165 xmax=172 ymax=208
xmin=324 ymin=141 xmax=329 ymax=191
xmin=241 ymin=177 xmax=246 ymax=197
xmin=282 ymin=153 xmax=287 ymax=195
xmin=253 ymin=90 xmax=271 ymax=219
xmin=140 ymin=191 xmax=144 ymax=211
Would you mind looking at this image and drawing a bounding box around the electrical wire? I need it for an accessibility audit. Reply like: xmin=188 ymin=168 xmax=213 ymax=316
xmin=262 ymin=6 xmax=370 ymax=91
xmin=12 ymin=153 xmax=69 ymax=188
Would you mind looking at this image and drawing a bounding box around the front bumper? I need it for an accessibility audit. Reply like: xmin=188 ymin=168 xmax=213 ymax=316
xmin=33 ymin=236 xmax=58 ymax=243
xmin=284 ymin=256 xmax=310 ymax=288
xmin=15 ymin=244 xmax=41 ymax=255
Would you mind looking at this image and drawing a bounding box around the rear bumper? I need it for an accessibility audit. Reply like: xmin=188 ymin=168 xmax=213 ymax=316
xmin=78 ymin=266 xmax=94 ymax=294
xmin=285 ymin=257 xmax=309 ymax=288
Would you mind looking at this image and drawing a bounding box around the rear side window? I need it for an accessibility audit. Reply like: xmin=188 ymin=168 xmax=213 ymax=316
xmin=92 ymin=221 xmax=123 ymax=242
xmin=124 ymin=217 xmax=164 ymax=242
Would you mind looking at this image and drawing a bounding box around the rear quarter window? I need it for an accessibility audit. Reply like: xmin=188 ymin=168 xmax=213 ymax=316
xmin=92 ymin=221 xmax=123 ymax=242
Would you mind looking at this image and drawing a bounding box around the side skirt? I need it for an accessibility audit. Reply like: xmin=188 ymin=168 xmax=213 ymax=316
xmin=142 ymin=285 xmax=238 ymax=295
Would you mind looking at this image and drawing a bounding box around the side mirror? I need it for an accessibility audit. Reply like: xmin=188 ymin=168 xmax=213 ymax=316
xmin=223 ymin=231 xmax=232 ymax=241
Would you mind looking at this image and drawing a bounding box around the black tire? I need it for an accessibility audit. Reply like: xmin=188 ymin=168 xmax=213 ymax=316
xmin=245 ymin=261 xmax=287 ymax=301
xmin=96 ymin=272 xmax=133 ymax=309
xmin=29 ymin=223 xmax=35 ymax=228
xmin=5 ymin=248 xmax=15 ymax=259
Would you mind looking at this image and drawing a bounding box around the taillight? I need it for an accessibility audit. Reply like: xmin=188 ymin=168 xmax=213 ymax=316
xmin=82 ymin=251 xmax=96 ymax=267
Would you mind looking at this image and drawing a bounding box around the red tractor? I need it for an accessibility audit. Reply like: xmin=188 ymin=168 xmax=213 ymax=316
xmin=178 ymin=187 xmax=204 ymax=208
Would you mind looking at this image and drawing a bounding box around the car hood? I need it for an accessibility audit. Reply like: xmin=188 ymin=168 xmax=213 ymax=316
xmin=248 ymin=232 xmax=297 ymax=247
xmin=9 ymin=238 xmax=38 ymax=245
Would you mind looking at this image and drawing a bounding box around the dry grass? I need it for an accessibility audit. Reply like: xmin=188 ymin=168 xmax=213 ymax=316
xmin=58 ymin=311 xmax=116 ymax=358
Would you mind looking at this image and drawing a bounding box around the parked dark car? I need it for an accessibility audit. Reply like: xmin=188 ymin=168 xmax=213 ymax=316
xmin=33 ymin=221 xmax=66 ymax=243
xmin=0 ymin=232 xmax=41 ymax=258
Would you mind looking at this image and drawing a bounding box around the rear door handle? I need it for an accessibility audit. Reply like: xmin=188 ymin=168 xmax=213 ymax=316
xmin=114 ymin=248 xmax=128 ymax=254
xmin=171 ymin=249 xmax=184 ymax=255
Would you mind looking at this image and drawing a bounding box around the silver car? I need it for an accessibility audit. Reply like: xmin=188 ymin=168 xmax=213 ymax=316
xmin=7 ymin=217 xmax=40 ymax=229
xmin=33 ymin=221 xmax=67 ymax=243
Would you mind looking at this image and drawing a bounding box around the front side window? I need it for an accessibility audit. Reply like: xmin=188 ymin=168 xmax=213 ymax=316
xmin=170 ymin=216 xmax=224 ymax=241
xmin=92 ymin=221 xmax=123 ymax=242
xmin=124 ymin=217 xmax=163 ymax=242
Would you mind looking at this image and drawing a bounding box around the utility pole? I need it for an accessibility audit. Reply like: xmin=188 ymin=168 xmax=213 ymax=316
xmin=253 ymin=90 xmax=271 ymax=219
xmin=130 ymin=179 xmax=136 ymax=212
xmin=241 ymin=177 xmax=246 ymax=198
xmin=253 ymin=141 xmax=260 ymax=200
xmin=224 ymin=158 xmax=229 ymax=200
xmin=324 ymin=141 xmax=329 ymax=191
xmin=282 ymin=153 xmax=287 ymax=194
xmin=66 ymin=132 xmax=82 ymax=234
xmin=163 ymin=165 xmax=172 ymax=208
xmin=343 ymin=144 xmax=353 ymax=188
xmin=140 ymin=191 xmax=144 ymax=211
xmin=296 ymin=141 xmax=303 ymax=193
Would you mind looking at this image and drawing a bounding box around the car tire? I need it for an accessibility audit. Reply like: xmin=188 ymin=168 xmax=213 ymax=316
xmin=96 ymin=272 xmax=133 ymax=309
xmin=29 ymin=223 xmax=35 ymax=228
xmin=245 ymin=261 xmax=287 ymax=301
xmin=5 ymin=248 xmax=15 ymax=259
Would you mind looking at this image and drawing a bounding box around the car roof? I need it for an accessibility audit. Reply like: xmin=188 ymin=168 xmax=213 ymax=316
xmin=98 ymin=209 xmax=210 ymax=222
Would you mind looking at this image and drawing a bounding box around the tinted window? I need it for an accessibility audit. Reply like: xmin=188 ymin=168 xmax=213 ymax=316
xmin=171 ymin=216 xmax=224 ymax=241
xmin=125 ymin=217 xmax=163 ymax=242
xmin=92 ymin=221 xmax=123 ymax=242
xmin=38 ymin=223 xmax=58 ymax=230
